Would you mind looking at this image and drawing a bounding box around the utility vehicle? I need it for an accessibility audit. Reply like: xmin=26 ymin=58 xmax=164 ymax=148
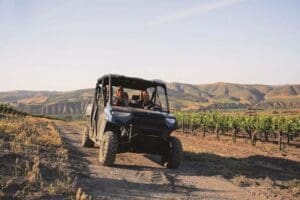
xmin=83 ymin=74 xmax=183 ymax=169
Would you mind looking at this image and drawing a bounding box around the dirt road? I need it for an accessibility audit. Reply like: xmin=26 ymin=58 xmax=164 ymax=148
xmin=55 ymin=122 xmax=254 ymax=200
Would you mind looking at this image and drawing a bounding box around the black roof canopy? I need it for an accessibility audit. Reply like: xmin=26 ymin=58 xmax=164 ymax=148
xmin=97 ymin=74 xmax=166 ymax=90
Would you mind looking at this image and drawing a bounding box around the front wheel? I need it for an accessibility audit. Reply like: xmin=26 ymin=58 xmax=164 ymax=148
xmin=165 ymin=137 xmax=183 ymax=169
xmin=99 ymin=131 xmax=118 ymax=166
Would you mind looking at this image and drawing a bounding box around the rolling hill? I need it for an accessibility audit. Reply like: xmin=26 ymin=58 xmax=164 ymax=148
xmin=0 ymin=83 xmax=299 ymax=118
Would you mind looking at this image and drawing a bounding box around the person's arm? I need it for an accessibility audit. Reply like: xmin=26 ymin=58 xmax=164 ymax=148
xmin=112 ymin=96 xmax=118 ymax=106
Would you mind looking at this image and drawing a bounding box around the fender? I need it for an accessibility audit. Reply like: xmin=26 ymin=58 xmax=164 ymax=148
xmin=97 ymin=117 xmax=121 ymax=145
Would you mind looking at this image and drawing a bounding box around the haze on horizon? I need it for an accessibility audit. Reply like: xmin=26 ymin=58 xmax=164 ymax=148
xmin=0 ymin=0 xmax=299 ymax=91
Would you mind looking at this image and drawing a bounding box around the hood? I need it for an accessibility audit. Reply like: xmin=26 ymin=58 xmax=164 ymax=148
xmin=111 ymin=106 xmax=171 ymax=118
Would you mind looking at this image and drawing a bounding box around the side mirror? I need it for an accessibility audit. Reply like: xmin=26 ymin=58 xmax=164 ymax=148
xmin=85 ymin=103 xmax=93 ymax=117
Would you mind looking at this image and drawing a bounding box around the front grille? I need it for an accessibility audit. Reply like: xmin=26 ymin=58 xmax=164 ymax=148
xmin=132 ymin=116 xmax=166 ymax=128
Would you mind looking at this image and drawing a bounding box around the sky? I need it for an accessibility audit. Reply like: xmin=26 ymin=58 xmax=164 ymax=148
xmin=0 ymin=0 xmax=299 ymax=91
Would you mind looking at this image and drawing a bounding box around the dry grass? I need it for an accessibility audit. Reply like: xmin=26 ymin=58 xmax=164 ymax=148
xmin=18 ymin=96 xmax=48 ymax=104
xmin=76 ymin=188 xmax=92 ymax=200
xmin=0 ymin=115 xmax=79 ymax=199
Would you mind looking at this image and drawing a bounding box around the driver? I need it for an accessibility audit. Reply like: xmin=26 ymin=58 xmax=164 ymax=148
xmin=113 ymin=86 xmax=128 ymax=106
xmin=139 ymin=90 xmax=154 ymax=109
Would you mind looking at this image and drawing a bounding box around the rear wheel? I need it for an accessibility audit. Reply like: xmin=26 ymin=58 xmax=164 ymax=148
xmin=81 ymin=126 xmax=94 ymax=147
xmin=165 ymin=137 xmax=183 ymax=169
xmin=99 ymin=131 xmax=118 ymax=166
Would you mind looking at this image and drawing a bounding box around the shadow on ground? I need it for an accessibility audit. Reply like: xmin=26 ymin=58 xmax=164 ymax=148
xmin=183 ymin=151 xmax=300 ymax=182
xmin=117 ymin=152 xmax=300 ymax=186
xmin=79 ymin=176 xmax=221 ymax=200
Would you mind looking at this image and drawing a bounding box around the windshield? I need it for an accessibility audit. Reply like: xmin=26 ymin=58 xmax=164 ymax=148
xmin=108 ymin=85 xmax=169 ymax=112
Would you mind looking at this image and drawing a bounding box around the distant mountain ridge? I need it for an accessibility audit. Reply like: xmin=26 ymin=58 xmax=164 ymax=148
xmin=0 ymin=83 xmax=299 ymax=117
xmin=168 ymin=82 xmax=300 ymax=111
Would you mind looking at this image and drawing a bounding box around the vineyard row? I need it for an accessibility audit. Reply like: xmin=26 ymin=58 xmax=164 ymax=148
xmin=174 ymin=112 xmax=300 ymax=150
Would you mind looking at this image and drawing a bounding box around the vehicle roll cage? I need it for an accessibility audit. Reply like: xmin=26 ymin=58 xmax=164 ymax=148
xmin=95 ymin=74 xmax=170 ymax=112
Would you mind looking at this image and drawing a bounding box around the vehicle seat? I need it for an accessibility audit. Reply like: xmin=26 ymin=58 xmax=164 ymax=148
xmin=129 ymin=95 xmax=140 ymax=108
xmin=132 ymin=95 xmax=140 ymax=101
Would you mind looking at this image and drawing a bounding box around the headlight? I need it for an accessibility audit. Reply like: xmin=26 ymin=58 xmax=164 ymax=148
xmin=111 ymin=111 xmax=131 ymax=117
xmin=165 ymin=117 xmax=176 ymax=125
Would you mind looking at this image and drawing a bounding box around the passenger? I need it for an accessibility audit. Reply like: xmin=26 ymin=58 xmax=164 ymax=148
xmin=139 ymin=90 xmax=154 ymax=109
xmin=113 ymin=86 xmax=128 ymax=106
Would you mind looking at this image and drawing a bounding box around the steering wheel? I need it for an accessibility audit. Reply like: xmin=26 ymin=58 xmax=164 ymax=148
xmin=149 ymin=104 xmax=162 ymax=111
